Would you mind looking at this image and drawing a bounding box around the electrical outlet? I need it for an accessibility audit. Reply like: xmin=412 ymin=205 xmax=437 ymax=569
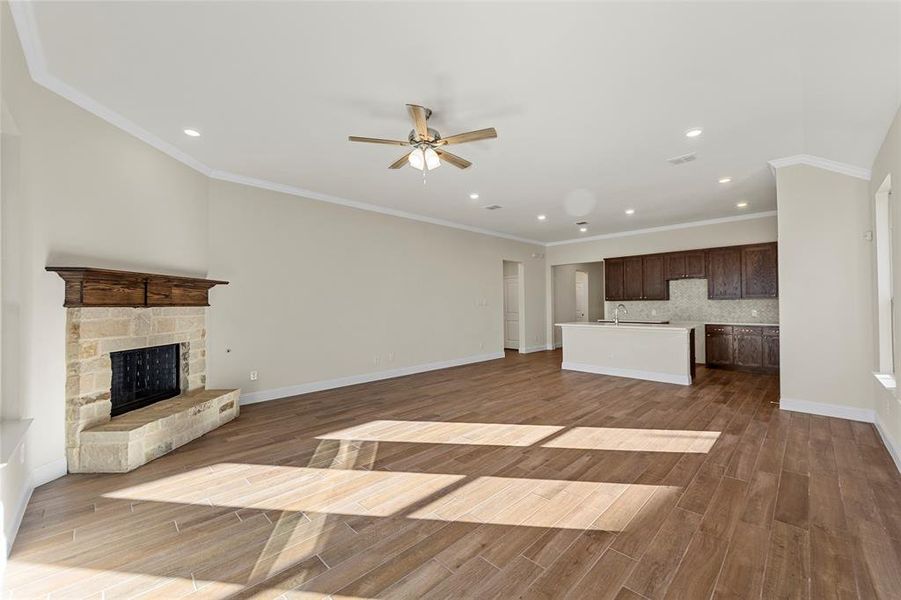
xmin=751 ymin=309 xmax=759 ymax=317
xmin=373 ymin=355 xmax=381 ymax=366
xmin=651 ymin=309 xmax=657 ymax=316
xmin=387 ymin=352 xmax=394 ymax=363
xmin=249 ymin=370 xmax=258 ymax=381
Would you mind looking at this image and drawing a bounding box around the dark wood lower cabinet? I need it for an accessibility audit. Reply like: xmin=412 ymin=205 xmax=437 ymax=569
xmin=733 ymin=327 xmax=763 ymax=367
xmin=705 ymin=326 xmax=734 ymax=366
xmin=762 ymin=329 xmax=780 ymax=369
xmin=705 ymin=324 xmax=779 ymax=373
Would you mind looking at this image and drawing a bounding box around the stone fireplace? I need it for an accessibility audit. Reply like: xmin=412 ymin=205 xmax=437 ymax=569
xmin=50 ymin=267 xmax=238 ymax=473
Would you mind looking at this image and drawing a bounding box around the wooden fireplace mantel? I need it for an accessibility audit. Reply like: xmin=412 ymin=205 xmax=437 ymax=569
xmin=46 ymin=266 xmax=229 ymax=308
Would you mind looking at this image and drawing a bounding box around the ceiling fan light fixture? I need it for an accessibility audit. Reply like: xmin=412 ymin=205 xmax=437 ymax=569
xmin=424 ymin=147 xmax=441 ymax=170
xmin=408 ymin=148 xmax=425 ymax=170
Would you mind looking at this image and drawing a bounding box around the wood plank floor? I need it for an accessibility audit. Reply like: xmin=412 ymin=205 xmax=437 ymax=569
xmin=8 ymin=350 xmax=901 ymax=599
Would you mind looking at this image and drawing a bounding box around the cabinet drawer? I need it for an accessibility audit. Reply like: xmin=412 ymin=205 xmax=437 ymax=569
xmin=706 ymin=324 xmax=733 ymax=335
xmin=763 ymin=326 xmax=780 ymax=337
xmin=734 ymin=326 xmax=762 ymax=336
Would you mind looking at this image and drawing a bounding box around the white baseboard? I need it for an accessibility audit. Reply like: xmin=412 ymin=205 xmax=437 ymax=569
xmin=32 ymin=457 xmax=68 ymax=487
xmin=240 ymin=351 xmax=506 ymax=405
xmin=874 ymin=413 xmax=901 ymax=474
xmin=779 ymin=397 xmax=876 ymax=423
xmin=5 ymin=455 xmax=67 ymax=557
xmin=7 ymin=483 xmax=33 ymax=556
xmin=779 ymin=397 xmax=901 ymax=475
xmin=561 ymin=362 xmax=691 ymax=386
xmin=519 ymin=345 xmax=548 ymax=354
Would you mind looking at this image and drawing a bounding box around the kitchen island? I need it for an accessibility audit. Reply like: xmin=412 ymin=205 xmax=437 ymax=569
xmin=556 ymin=321 xmax=700 ymax=385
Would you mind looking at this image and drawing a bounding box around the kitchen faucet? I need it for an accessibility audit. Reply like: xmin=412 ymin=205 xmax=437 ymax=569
xmin=613 ymin=304 xmax=627 ymax=325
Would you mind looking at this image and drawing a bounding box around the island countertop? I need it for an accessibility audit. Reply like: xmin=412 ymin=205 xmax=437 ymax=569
xmin=557 ymin=321 xmax=698 ymax=385
xmin=555 ymin=321 xmax=701 ymax=332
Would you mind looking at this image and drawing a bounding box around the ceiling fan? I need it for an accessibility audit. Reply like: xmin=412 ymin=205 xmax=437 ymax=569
xmin=349 ymin=104 xmax=497 ymax=171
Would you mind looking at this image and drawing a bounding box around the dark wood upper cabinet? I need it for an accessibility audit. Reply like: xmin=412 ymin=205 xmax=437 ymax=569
xmin=742 ymin=243 xmax=778 ymax=298
xmin=684 ymin=251 xmax=706 ymax=278
xmin=665 ymin=253 xmax=687 ymax=280
xmin=623 ymin=256 xmax=644 ymax=300
xmin=604 ymin=258 xmax=624 ymax=301
xmin=642 ymin=255 xmax=668 ymax=300
xmin=606 ymin=242 xmax=776 ymax=302
xmin=707 ymin=247 xmax=743 ymax=300
xmin=666 ymin=251 xmax=706 ymax=280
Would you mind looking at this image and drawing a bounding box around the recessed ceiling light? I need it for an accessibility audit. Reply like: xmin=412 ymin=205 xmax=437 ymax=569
xmin=625 ymin=209 xmax=635 ymax=215
xmin=537 ymin=214 xmax=547 ymax=221
xmin=719 ymin=177 xmax=732 ymax=184
xmin=685 ymin=128 xmax=703 ymax=138
xmin=469 ymin=193 xmax=479 ymax=200
xmin=579 ymin=227 xmax=588 ymax=233
xmin=736 ymin=202 xmax=748 ymax=208
xmin=183 ymin=129 xmax=201 ymax=137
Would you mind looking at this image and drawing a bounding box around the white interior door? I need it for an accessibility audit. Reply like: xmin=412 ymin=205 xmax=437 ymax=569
xmin=504 ymin=276 xmax=520 ymax=349
xmin=575 ymin=271 xmax=589 ymax=322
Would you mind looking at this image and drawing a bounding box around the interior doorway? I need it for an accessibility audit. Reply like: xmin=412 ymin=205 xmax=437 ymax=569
xmin=551 ymin=261 xmax=605 ymax=347
xmin=575 ymin=271 xmax=589 ymax=321
xmin=503 ymin=261 xmax=523 ymax=350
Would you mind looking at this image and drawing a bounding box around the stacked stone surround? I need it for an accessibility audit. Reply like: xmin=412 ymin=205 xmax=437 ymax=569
xmin=66 ymin=306 xmax=238 ymax=473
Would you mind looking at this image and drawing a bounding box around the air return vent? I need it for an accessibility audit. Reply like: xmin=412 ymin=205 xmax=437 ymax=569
xmin=483 ymin=204 xmax=503 ymax=210
xmin=667 ymin=152 xmax=697 ymax=165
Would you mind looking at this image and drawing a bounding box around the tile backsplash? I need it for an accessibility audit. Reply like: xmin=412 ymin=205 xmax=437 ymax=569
xmin=605 ymin=279 xmax=779 ymax=324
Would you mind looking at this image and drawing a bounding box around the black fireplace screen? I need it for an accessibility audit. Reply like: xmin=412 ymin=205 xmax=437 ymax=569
xmin=110 ymin=343 xmax=180 ymax=416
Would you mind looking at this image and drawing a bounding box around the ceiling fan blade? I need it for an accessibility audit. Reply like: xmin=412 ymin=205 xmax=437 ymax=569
xmin=436 ymin=150 xmax=472 ymax=169
xmin=348 ymin=136 xmax=409 ymax=146
xmin=438 ymin=127 xmax=497 ymax=145
xmin=406 ymin=104 xmax=430 ymax=141
xmin=388 ymin=153 xmax=410 ymax=169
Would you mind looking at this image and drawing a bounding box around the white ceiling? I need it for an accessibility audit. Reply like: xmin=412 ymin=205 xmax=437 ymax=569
xmin=17 ymin=1 xmax=901 ymax=243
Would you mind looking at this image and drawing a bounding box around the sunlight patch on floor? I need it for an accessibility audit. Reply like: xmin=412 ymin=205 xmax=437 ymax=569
xmin=542 ymin=427 xmax=720 ymax=452
xmin=104 ymin=465 xmax=680 ymax=531
xmin=315 ymin=419 xmax=564 ymax=446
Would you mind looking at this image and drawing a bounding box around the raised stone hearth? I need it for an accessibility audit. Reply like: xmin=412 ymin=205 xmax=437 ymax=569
xmin=79 ymin=388 xmax=239 ymax=472
xmin=65 ymin=306 xmax=239 ymax=473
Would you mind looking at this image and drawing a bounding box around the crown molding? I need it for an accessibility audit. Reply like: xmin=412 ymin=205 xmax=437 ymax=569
xmin=545 ymin=211 xmax=778 ymax=247
xmin=208 ymin=170 xmax=545 ymax=246
xmin=768 ymin=154 xmax=872 ymax=181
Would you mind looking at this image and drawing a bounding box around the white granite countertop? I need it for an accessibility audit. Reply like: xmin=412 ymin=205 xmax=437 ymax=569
xmin=705 ymin=322 xmax=779 ymax=327
xmin=555 ymin=321 xmax=702 ymax=332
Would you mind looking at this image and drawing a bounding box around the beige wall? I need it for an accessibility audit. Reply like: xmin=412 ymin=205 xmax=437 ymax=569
xmin=204 ymin=178 xmax=547 ymax=399
xmin=775 ymin=164 xmax=874 ymax=416
xmin=552 ymin=262 xmax=604 ymax=347
xmin=870 ymin=104 xmax=901 ymax=464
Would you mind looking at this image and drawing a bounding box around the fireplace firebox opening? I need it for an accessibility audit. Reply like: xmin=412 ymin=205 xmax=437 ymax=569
xmin=110 ymin=343 xmax=181 ymax=416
